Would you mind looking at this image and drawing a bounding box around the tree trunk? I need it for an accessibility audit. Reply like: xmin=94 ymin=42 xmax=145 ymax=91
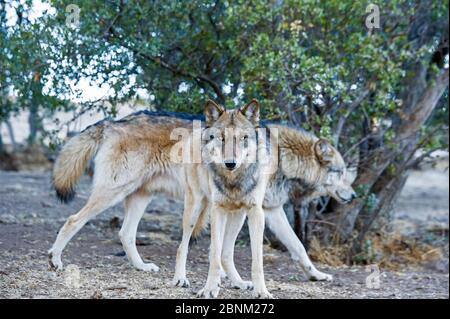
xmin=28 ymin=69 xmax=43 ymax=146
xmin=0 ymin=124 xmax=4 ymax=153
xmin=28 ymin=103 xmax=40 ymax=146
xmin=331 ymin=67 xmax=449 ymax=254
xmin=293 ymin=203 xmax=312 ymax=249
xmin=5 ymin=120 xmax=17 ymax=152
xmin=348 ymin=170 xmax=409 ymax=261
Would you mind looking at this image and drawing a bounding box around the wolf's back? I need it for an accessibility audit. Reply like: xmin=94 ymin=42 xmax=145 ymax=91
xmin=53 ymin=122 xmax=105 ymax=203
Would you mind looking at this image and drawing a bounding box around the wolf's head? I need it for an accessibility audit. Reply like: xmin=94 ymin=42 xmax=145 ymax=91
xmin=311 ymin=139 xmax=356 ymax=204
xmin=279 ymin=129 xmax=356 ymax=204
xmin=202 ymin=99 xmax=260 ymax=172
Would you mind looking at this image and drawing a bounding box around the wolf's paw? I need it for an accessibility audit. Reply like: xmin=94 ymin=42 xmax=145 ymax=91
xmin=308 ymin=271 xmax=333 ymax=282
xmin=196 ymin=284 xmax=220 ymax=299
xmin=252 ymin=288 xmax=274 ymax=299
xmin=136 ymin=263 xmax=159 ymax=272
xmin=231 ymin=280 xmax=253 ymax=290
xmin=173 ymin=276 xmax=190 ymax=288
xmin=48 ymin=251 xmax=63 ymax=271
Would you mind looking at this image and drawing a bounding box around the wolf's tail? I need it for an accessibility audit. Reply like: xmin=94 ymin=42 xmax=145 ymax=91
xmin=192 ymin=202 xmax=209 ymax=239
xmin=53 ymin=123 xmax=105 ymax=203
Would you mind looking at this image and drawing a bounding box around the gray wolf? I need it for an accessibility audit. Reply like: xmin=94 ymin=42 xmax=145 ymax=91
xmin=174 ymin=111 xmax=357 ymax=296
xmin=186 ymin=99 xmax=274 ymax=298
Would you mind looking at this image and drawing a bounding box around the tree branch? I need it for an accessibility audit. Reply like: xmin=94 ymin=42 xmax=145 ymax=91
xmin=398 ymin=68 xmax=449 ymax=140
xmin=106 ymin=24 xmax=225 ymax=103
xmin=334 ymin=88 xmax=370 ymax=145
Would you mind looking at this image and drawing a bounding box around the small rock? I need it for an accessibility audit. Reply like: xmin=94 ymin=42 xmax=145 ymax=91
xmin=91 ymin=291 xmax=103 ymax=299
xmin=40 ymin=201 xmax=54 ymax=208
xmin=143 ymin=282 xmax=159 ymax=290
xmin=114 ymin=251 xmax=126 ymax=257
xmin=0 ymin=214 xmax=17 ymax=224
xmin=143 ymin=222 xmax=162 ymax=232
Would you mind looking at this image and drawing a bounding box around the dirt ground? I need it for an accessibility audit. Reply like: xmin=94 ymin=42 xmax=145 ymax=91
xmin=0 ymin=169 xmax=448 ymax=299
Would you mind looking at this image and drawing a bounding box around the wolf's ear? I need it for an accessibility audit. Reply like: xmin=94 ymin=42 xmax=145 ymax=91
xmin=204 ymin=100 xmax=224 ymax=126
xmin=240 ymin=99 xmax=260 ymax=126
xmin=314 ymin=139 xmax=334 ymax=164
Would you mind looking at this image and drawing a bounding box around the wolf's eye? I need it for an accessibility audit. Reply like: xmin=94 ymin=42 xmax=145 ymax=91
xmin=242 ymin=135 xmax=249 ymax=147
xmin=328 ymin=167 xmax=343 ymax=178
xmin=209 ymin=134 xmax=215 ymax=140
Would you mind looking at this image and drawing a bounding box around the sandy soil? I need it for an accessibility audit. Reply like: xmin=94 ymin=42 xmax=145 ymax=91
xmin=0 ymin=170 xmax=448 ymax=299
xmin=394 ymin=166 xmax=449 ymax=237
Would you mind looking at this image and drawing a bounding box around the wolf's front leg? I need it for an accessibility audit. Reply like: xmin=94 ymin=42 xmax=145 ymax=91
xmin=221 ymin=211 xmax=253 ymax=290
xmin=247 ymin=206 xmax=273 ymax=299
xmin=197 ymin=207 xmax=227 ymax=299
xmin=265 ymin=206 xmax=332 ymax=281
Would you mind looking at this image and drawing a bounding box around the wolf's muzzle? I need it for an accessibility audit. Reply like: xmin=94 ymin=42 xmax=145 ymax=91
xmin=337 ymin=191 xmax=357 ymax=203
xmin=346 ymin=192 xmax=357 ymax=203
xmin=224 ymin=161 xmax=237 ymax=170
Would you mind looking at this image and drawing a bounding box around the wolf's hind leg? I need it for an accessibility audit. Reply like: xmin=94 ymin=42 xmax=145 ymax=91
xmin=221 ymin=211 xmax=253 ymax=290
xmin=48 ymin=189 xmax=127 ymax=271
xmin=265 ymin=206 xmax=332 ymax=281
xmin=120 ymin=190 xmax=158 ymax=272
xmin=173 ymin=195 xmax=208 ymax=288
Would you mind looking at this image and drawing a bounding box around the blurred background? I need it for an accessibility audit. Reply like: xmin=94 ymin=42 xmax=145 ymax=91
xmin=0 ymin=0 xmax=448 ymax=298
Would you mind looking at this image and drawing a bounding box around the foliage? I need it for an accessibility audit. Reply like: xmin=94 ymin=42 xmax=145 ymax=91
xmin=1 ymin=0 xmax=73 ymax=145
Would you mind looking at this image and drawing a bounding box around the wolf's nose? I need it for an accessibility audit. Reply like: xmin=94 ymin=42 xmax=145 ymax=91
xmin=351 ymin=192 xmax=357 ymax=200
xmin=224 ymin=161 xmax=237 ymax=170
